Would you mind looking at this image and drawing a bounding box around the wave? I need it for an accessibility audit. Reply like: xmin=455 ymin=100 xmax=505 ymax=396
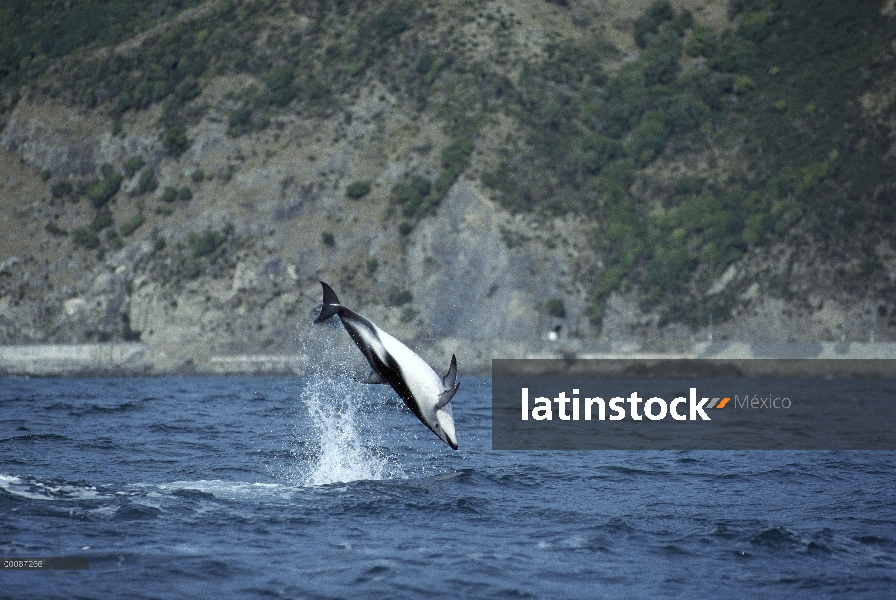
xmin=0 ymin=473 xmax=108 ymax=502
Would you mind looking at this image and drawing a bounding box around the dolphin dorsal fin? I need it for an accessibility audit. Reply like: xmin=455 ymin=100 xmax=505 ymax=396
xmin=442 ymin=354 xmax=458 ymax=391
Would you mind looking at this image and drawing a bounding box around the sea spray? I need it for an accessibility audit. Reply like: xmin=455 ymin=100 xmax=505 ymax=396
xmin=293 ymin=375 xmax=403 ymax=486
xmin=286 ymin=316 xmax=406 ymax=486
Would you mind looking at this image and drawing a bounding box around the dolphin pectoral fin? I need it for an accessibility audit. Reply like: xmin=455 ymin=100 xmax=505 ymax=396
xmin=314 ymin=281 xmax=342 ymax=323
xmin=361 ymin=370 xmax=387 ymax=384
xmin=436 ymin=382 xmax=460 ymax=409
xmin=442 ymin=354 xmax=458 ymax=390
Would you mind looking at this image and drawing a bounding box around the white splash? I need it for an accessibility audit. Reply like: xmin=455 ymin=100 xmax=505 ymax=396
xmin=291 ymin=375 xmax=402 ymax=486
xmin=286 ymin=318 xmax=406 ymax=487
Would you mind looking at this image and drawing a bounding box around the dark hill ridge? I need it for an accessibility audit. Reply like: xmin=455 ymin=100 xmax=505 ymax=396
xmin=0 ymin=0 xmax=895 ymax=368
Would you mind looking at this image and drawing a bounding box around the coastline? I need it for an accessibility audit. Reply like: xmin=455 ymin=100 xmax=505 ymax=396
xmin=2 ymin=340 xmax=895 ymax=377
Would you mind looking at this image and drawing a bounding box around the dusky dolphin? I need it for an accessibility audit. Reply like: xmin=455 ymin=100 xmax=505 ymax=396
xmin=314 ymin=281 xmax=459 ymax=449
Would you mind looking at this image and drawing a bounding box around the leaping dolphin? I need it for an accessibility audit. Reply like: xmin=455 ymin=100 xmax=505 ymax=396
xmin=314 ymin=281 xmax=460 ymax=450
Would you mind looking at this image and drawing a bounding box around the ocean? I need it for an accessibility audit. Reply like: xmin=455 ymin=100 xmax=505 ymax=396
xmin=1 ymin=373 xmax=894 ymax=599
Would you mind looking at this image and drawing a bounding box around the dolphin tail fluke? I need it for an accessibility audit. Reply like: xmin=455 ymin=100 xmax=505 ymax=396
xmin=442 ymin=354 xmax=458 ymax=390
xmin=314 ymin=281 xmax=342 ymax=323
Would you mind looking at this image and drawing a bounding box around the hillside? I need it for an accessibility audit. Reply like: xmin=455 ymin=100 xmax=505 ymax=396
xmin=1 ymin=0 xmax=895 ymax=369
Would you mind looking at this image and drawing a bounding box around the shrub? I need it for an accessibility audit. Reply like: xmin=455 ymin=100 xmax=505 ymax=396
xmin=545 ymin=298 xmax=567 ymax=318
xmin=105 ymin=228 xmax=123 ymax=250
xmin=178 ymin=76 xmax=201 ymax=102
xmin=187 ymin=229 xmax=224 ymax=257
xmin=395 ymin=175 xmax=432 ymax=217
xmin=87 ymin=173 xmax=122 ymax=207
xmin=626 ymin=113 xmax=670 ymax=165
xmin=375 ymin=10 xmax=407 ymax=39
xmin=44 ymin=222 xmax=67 ymax=236
xmin=346 ymin=181 xmax=371 ymax=199
xmin=398 ymin=220 xmax=413 ymax=236
xmin=51 ymin=180 xmax=73 ymax=198
xmin=119 ymin=214 xmax=145 ymax=237
xmin=321 ymin=232 xmax=335 ymax=247
xmin=388 ymin=289 xmax=413 ymax=306
xmin=40 ymin=169 xmax=52 ymax=181
xmin=123 ymin=157 xmax=144 ymax=178
xmin=733 ymin=75 xmax=755 ymax=94
xmin=73 ymin=227 xmax=100 ymax=248
xmin=161 ymin=186 xmax=178 ymax=202
xmin=684 ymin=25 xmax=717 ymax=57
xmin=178 ymin=186 xmax=192 ymax=201
xmin=90 ymin=212 xmax=113 ymax=232
xmin=633 ymin=0 xmax=674 ymax=48
xmin=228 ymin=106 xmax=251 ymax=136
xmin=100 ymin=163 xmax=117 ymax=179
xmin=738 ymin=11 xmax=770 ymax=42
xmin=709 ymin=31 xmax=757 ymax=73
xmin=264 ymin=67 xmax=295 ymax=106
xmin=162 ymin=125 xmax=189 ymax=156
xmin=441 ymin=138 xmax=475 ymax=170
xmin=190 ymin=169 xmax=205 ymax=183
xmin=137 ymin=169 xmax=158 ymax=194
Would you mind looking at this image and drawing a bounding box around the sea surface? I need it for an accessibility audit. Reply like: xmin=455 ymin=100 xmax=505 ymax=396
xmin=1 ymin=373 xmax=894 ymax=599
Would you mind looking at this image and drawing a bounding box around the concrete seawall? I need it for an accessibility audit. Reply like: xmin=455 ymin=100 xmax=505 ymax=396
xmin=1 ymin=341 xmax=895 ymax=376
xmin=0 ymin=343 xmax=149 ymax=376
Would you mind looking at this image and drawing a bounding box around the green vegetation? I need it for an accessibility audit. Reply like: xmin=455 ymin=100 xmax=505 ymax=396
xmin=137 ymin=169 xmax=158 ymax=194
xmin=119 ymin=214 xmax=145 ymax=237
xmin=89 ymin=211 xmax=113 ymax=232
xmin=0 ymin=1 xmax=203 ymax=101
xmin=162 ymin=126 xmax=189 ymax=156
xmin=388 ymin=289 xmax=413 ymax=306
xmin=161 ymin=187 xmax=178 ymax=203
xmin=44 ymin=222 xmax=67 ymax=236
xmin=87 ymin=169 xmax=122 ymax=208
xmin=123 ymin=157 xmax=144 ymax=178
xmin=8 ymin=0 xmax=895 ymax=333
xmin=484 ymin=0 xmax=896 ymax=328
xmin=187 ymin=228 xmax=225 ymax=258
xmin=346 ymin=181 xmax=372 ymax=199
xmin=544 ymin=299 xmax=567 ymax=319
xmin=393 ymin=175 xmax=432 ymax=218
xmin=50 ymin=180 xmax=73 ymax=199
xmin=72 ymin=227 xmax=99 ymax=249
xmin=178 ymin=186 xmax=192 ymax=201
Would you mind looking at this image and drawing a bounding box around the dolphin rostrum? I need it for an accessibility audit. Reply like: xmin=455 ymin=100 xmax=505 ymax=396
xmin=314 ymin=281 xmax=460 ymax=450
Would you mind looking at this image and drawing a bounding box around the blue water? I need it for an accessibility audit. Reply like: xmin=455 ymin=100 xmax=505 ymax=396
xmin=1 ymin=374 xmax=894 ymax=599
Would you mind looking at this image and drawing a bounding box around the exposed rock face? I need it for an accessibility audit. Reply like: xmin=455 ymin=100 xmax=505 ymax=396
xmin=0 ymin=99 xmax=584 ymax=363
xmin=1 ymin=90 xmax=895 ymax=371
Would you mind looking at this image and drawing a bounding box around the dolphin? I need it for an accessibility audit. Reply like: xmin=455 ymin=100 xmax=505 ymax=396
xmin=314 ymin=281 xmax=460 ymax=450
